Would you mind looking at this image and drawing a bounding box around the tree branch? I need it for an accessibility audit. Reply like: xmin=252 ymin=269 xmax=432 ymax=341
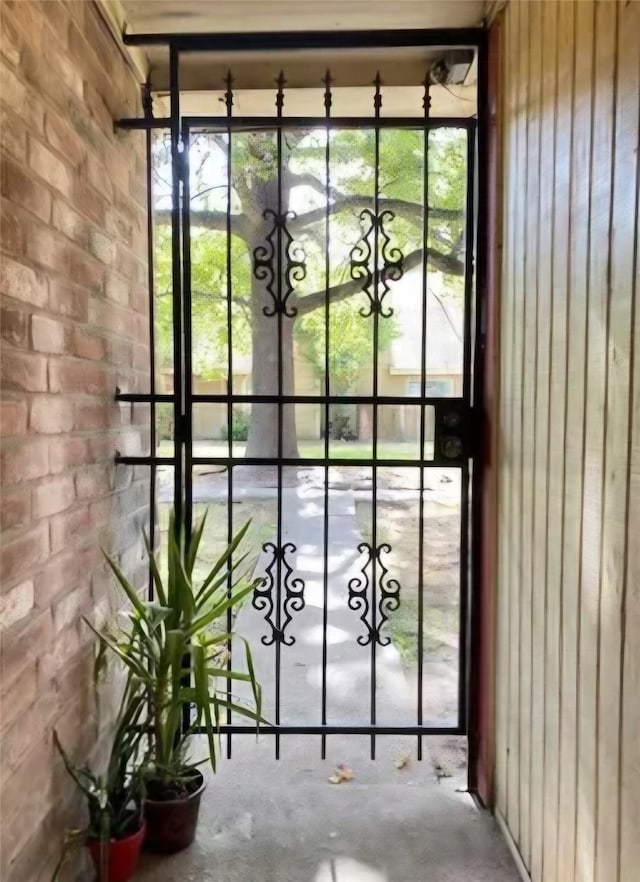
xmin=289 ymin=196 xmax=463 ymax=233
xmin=192 ymin=289 xmax=251 ymax=308
xmin=294 ymin=246 xmax=464 ymax=315
xmin=430 ymin=287 xmax=462 ymax=343
xmin=154 ymin=209 xmax=249 ymax=239
xmin=159 ymin=286 xmax=250 ymax=309
xmin=155 ymin=193 xmax=461 ymax=241
xmin=449 ymin=229 xmax=465 ymax=256
xmin=288 ymin=172 xmax=344 ymax=202
xmin=194 ymin=132 xmax=227 ymax=156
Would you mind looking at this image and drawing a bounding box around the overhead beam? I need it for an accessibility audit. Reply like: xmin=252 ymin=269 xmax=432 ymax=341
xmin=122 ymin=27 xmax=485 ymax=52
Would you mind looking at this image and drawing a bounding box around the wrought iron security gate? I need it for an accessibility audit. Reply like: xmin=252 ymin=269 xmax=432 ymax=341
xmin=117 ymin=28 xmax=487 ymax=763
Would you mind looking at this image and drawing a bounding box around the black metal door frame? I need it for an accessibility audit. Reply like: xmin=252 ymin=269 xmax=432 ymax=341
xmin=116 ymin=27 xmax=488 ymax=767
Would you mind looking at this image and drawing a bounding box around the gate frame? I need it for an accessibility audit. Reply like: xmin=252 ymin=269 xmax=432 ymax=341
xmin=115 ymin=25 xmax=491 ymax=799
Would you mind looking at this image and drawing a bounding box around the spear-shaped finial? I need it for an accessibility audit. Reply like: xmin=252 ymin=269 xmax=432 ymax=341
xmin=323 ymin=69 xmax=333 ymax=115
xmin=275 ymin=70 xmax=286 ymax=115
xmin=224 ymin=70 xmax=234 ymax=116
xmin=422 ymin=72 xmax=432 ymax=117
xmin=373 ymin=72 xmax=383 ymax=114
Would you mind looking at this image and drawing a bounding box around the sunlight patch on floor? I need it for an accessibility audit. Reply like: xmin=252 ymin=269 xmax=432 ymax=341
xmin=314 ymin=857 xmax=388 ymax=882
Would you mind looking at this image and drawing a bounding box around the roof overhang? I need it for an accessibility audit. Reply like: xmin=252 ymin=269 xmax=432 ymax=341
xmin=97 ymin=2 xmax=486 ymax=118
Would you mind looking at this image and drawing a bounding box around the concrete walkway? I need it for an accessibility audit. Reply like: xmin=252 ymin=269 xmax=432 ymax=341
xmin=233 ymin=478 xmax=416 ymax=728
xmin=137 ymin=475 xmax=519 ymax=882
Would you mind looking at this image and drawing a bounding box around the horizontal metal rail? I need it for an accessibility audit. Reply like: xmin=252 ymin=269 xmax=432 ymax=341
xmin=117 ymin=116 xmax=171 ymax=130
xmin=116 ymin=391 xmax=174 ymax=403
xmin=115 ymin=455 xmax=461 ymax=469
xmin=122 ymin=27 xmax=485 ymax=52
xmin=191 ymin=724 xmax=462 ymax=736
xmin=115 ymin=455 xmax=175 ymax=465
xmin=118 ymin=115 xmax=477 ymax=132
xmin=185 ymin=116 xmax=476 ymax=130
xmin=116 ymin=391 xmax=466 ymax=407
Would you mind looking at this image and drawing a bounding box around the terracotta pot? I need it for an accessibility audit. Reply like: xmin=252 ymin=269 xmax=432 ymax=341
xmin=143 ymin=771 xmax=206 ymax=853
xmin=87 ymin=822 xmax=145 ymax=882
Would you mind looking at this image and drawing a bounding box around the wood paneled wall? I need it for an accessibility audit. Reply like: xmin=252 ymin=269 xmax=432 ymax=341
xmin=494 ymin=2 xmax=639 ymax=880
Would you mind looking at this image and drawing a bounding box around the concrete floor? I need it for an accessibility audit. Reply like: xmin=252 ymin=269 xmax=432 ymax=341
xmin=140 ymin=472 xmax=518 ymax=882
xmin=134 ymin=734 xmax=518 ymax=882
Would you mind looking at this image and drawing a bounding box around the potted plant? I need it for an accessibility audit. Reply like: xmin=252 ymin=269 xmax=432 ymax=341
xmin=90 ymin=510 xmax=263 ymax=853
xmin=52 ymin=678 xmax=146 ymax=882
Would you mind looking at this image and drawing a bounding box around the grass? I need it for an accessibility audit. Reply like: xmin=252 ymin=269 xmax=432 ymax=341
xmin=156 ymin=499 xmax=276 ymax=608
xmin=158 ymin=439 xmax=425 ymax=461
xmin=384 ymin=599 xmax=457 ymax=663
xmin=355 ymin=500 xmax=460 ymax=668
xmin=190 ymin=500 xmax=276 ymax=587
xmin=154 ymin=472 xmax=458 ymax=669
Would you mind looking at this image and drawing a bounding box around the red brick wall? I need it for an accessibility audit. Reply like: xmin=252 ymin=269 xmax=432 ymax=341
xmin=0 ymin=3 xmax=150 ymax=879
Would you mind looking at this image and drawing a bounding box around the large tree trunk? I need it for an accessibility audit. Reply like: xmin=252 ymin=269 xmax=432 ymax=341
xmin=242 ymin=165 xmax=300 ymax=459
xmin=245 ymin=273 xmax=299 ymax=458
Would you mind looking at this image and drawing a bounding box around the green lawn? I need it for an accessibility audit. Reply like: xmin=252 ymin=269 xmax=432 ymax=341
xmin=156 ymin=498 xmax=276 ymax=587
xmin=355 ymin=499 xmax=461 ymax=668
xmin=155 ymin=499 xmax=276 ymax=636
xmin=155 ymin=450 xmax=456 ymax=668
xmin=158 ymin=439 xmax=428 ymax=460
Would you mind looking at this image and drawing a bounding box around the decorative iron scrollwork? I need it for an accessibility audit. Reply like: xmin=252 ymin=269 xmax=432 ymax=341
xmin=347 ymin=542 xmax=373 ymax=644
xmin=348 ymin=542 xmax=401 ymax=646
xmin=349 ymin=208 xmax=404 ymax=318
xmin=253 ymin=209 xmax=307 ymax=318
xmin=252 ymin=541 xmax=305 ymax=645
xmin=376 ymin=543 xmax=401 ymax=640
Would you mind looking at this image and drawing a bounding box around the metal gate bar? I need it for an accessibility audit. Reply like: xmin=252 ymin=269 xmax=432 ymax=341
xmin=224 ymin=75 xmax=234 ymax=760
xmin=116 ymin=28 xmax=487 ymax=763
xmin=169 ymin=46 xmax=184 ymax=534
xmin=369 ymin=74 xmax=381 ymax=759
xmin=142 ymin=84 xmax=157 ymax=599
xmin=417 ymin=77 xmax=430 ymax=761
xmin=460 ymin=125 xmax=478 ymax=736
xmin=321 ymin=73 xmax=331 ymax=760
xmin=274 ymin=73 xmax=285 ymax=760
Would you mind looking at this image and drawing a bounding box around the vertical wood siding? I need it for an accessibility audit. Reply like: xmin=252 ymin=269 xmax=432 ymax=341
xmin=494 ymin=2 xmax=640 ymax=880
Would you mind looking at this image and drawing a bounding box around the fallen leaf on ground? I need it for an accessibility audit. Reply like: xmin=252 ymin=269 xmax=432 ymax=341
xmin=393 ymin=750 xmax=411 ymax=769
xmin=433 ymin=762 xmax=452 ymax=780
xmin=328 ymin=764 xmax=354 ymax=784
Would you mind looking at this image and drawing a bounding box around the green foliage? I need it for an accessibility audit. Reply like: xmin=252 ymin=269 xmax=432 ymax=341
xmin=221 ymin=406 xmax=250 ymax=442
xmin=152 ymin=126 xmax=468 ymax=395
xmin=157 ymin=404 xmax=173 ymax=440
xmin=427 ymin=129 xmax=467 ymax=293
xmin=295 ymin=298 xmax=397 ymax=393
xmin=89 ymin=512 xmax=264 ymax=793
xmin=154 ymin=226 xmax=252 ymax=377
xmin=153 ymin=226 xmax=174 ymax=370
xmin=51 ymin=682 xmax=145 ymax=879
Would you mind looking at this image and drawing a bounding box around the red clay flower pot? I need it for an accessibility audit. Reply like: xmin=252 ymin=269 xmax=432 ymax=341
xmin=87 ymin=823 xmax=145 ymax=882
